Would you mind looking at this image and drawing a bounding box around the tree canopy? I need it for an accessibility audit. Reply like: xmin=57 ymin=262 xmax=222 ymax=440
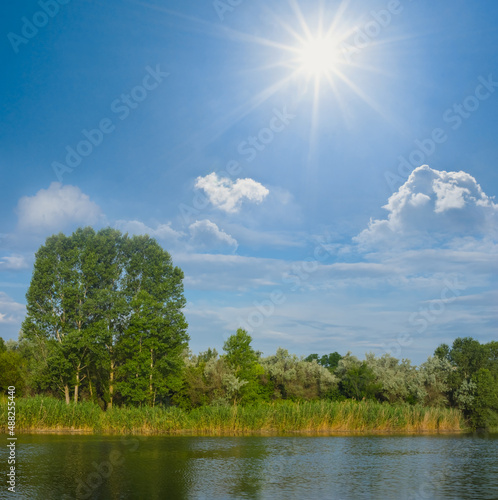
xmin=21 ymin=227 xmax=188 ymax=408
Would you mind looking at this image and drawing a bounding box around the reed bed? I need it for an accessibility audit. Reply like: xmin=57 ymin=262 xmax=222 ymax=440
xmin=0 ymin=397 xmax=464 ymax=435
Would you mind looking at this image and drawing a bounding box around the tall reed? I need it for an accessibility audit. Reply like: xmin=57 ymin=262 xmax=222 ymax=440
xmin=0 ymin=397 xmax=464 ymax=435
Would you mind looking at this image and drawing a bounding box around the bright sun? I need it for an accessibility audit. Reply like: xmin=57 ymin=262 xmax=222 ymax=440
xmin=297 ymin=37 xmax=341 ymax=79
xmin=185 ymin=0 xmax=386 ymax=150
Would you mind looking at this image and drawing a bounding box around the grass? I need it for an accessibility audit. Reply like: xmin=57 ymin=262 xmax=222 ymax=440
xmin=0 ymin=396 xmax=465 ymax=435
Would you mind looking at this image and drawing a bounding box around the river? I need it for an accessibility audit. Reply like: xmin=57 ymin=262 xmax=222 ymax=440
xmin=1 ymin=433 xmax=497 ymax=499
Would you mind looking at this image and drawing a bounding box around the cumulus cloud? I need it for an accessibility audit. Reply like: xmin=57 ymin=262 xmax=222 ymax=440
xmin=195 ymin=173 xmax=269 ymax=213
xmin=356 ymin=165 xmax=498 ymax=247
xmin=114 ymin=220 xmax=184 ymax=243
xmin=16 ymin=182 xmax=103 ymax=234
xmin=188 ymin=220 xmax=238 ymax=253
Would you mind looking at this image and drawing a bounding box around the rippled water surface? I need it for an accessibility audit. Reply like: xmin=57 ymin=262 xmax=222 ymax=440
xmin=1 ymin=433 xmax=497 ymax=499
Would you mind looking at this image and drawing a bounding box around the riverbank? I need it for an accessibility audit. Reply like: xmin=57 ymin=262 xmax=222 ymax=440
xmin=1 ymin=396 xmax=465 ymax=435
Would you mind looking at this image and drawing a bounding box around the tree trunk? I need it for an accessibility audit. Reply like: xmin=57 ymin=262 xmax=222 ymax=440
xmin=73 ymin=361 xmax=87 ymax=404
xmin=64 ymin=385 xmax=70 ymax=405
xmin=150 ymin=348 xmax=154 ymax=405
xmin=74 ymin=371 xmax=79 ymax=403
xmin=108 ymin=360 xmax=115 ymax=410
xmin=88 ymin=369 xmax=94 ymax=401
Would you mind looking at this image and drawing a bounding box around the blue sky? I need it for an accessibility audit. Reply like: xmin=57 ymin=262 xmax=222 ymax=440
xmin=1 ymin=0 xmax=497 ymax=364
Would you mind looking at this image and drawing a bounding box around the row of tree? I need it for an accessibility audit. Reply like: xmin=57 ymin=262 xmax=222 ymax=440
xmin=2 ymin=329 xmax=496 ymax=427
xmin=169 ymin=331 xmax=498 ymax=428
xmin=0 ymin=228 xmax=496 ymax=429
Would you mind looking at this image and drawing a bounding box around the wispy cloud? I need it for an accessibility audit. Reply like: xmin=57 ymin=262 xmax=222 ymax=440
xmin=114 ymin=220 xmax=185 ymax=244
xmin=0 ymin=254 xmax=29 ymax=271
xmin=189 ymin=219 xmax=238 ymax=253
xmin=0 ymin=292 xmax=25 ymax=337
xmin=114 ymin=218 xmax=238 ymax=254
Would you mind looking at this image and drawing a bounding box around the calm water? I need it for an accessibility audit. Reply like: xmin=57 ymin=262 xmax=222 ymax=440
xmin=1 ymin=433 xmax=497 ymax=499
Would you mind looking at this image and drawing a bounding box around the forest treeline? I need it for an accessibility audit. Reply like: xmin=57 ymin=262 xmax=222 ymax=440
xmin=0 ymin=228 xmax=497 ymax=430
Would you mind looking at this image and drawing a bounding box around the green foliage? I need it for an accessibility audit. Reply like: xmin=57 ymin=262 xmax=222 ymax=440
xmin=335 ymin=353 xmax=382 ymax=400
xmin=320 ymin=352 xmax=342 ymax=371
xmin=469 ymin=368 xmax=498 ymax=429
xmin=364 ymin=353 xmax=426 ymax=404
xmin=419 ymin=356 xmax=453 ymax=407
xmin=306 ymin=352 xmax=342 ymax=371
xmin=222 ymin=329 xmax=265 ymax=404
xmin=173 ymin=350 xmax=241 ymax=409
xmin=198 ymin=348 xmax=218 ymax=363
xmin=434 ymin=337 xmax=498 ymax=429
xmin=340 ymin=363 xmax=382 ymax=400
xmin=434 ymin=343 xmax=450 ymax=361
xmin=446 ymin=337 xmax=488 ymax=382
xmin=223 ymin=328 xmax=259 ymax=373
xmin=21 ymin=227 xmax=188 ymax=408
xmin=0 ymin=350 xmax=26 ymax=394
xmin=262 ymin=348 xmax=337 ymax=400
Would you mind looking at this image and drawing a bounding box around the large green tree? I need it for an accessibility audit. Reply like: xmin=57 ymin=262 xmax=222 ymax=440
xmin=222 ymin=329 xmax=264 ymax=404
xmin=22 ymin=231 xmax=82 ymax=403
xmin=435 ymin=337 xmax=498 ymax=429
xmin=21 ymin=228 xmax=188 ymax=407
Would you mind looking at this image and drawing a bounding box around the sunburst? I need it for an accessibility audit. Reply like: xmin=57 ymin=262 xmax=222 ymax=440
xmin=141 ymin=0 xmax=391 ymax=159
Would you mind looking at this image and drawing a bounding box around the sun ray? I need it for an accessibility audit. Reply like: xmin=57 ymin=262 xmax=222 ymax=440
xmin=137 ymin=0 xmax=408 ymax=177
xmin=287 ymin=0 xmax=316 ymax=42
xmin=307 ymin=76 xmax=322 ymax=165
xmin=325 ymin=0 xmax=352 ymax=39
xmin=165 ymin=70 xmax=302 ymax=168
xmin=330 ymin=68 xmax=393 ymax=123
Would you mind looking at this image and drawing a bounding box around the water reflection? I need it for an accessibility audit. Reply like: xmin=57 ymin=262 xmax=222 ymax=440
xmin=1 ymin=433 xmax=496 ymax=499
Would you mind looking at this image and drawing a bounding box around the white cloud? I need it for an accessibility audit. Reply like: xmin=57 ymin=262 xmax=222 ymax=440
xmin=433 ymin=179 xmax=469 ymax=213
xmin=356 ymin=165 xmax=498 ymax=247
xmin=114 ymin=219 xmax=239 ymax=254
xmin=0 ymin=292 xmax=25 ymax=339
xmin=16 ymin=182 xmax=103 ymax=234
xmin=0 ymin=255 xmax=29 ymax=271
xmin=175 ymin=253 xmax=286 ymax=291
xmin=114 ymin=220 xmax=184 ymax=243
xmin=195 ymin=173 xmax=269 ymax=213
xmin=188 ymin=220 xmax=238 ymax=253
